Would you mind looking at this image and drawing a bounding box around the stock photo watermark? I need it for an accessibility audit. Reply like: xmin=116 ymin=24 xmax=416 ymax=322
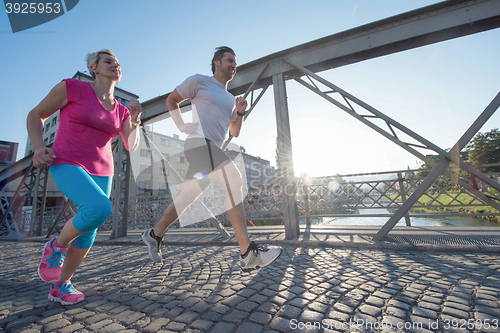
xmin=3 ymin=0 xmax=79 ymax=32
xmin=289 ymin=318 xmax=499 ymax=331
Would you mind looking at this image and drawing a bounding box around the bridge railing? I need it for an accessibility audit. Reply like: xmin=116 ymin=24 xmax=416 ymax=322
xmin=3 ymin=164 xmax=498 ymax=236
xmin=98 ymin=164 xmax=500 ymax=230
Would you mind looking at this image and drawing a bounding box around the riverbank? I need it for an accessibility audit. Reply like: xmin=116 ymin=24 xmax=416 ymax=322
xmin=410 ymin=207 xmax=500 ymax=224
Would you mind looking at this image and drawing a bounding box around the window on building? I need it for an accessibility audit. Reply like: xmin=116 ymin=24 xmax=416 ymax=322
xmin=162 ymin=153 xmax=169 ymax=161
xmin=140 ymin=149 xmax=152 ymax=158
xmin=176 ymin=142 xmax=184 ymax=150
xmin=44 ymin=137 xmax=48 ymax=144
xmin=245 ymin=163 xmax=250 ymax=169
xmin=52 ymin=116 xmax=57 ymax=126
xmin=45 ymin=123 xmax=50 ymax=132
xmin=160 ymin=167 xmax=169 ymax=175
xmin=138 ymin=182 xmax=150 ymax=191
xmin=161 ymin=138 xmax=170 ymax=146
xmin=159 ymin=183 xmax=168 ymax=191
xmin=176 ymin=156 xmax=184 ymax=163
xmin=178 ymin=170 xmax=185 ymax=177
xmin=139 ymin=165 xmax=150 ymax=173
xmin=49 ymin=133 xmax=55 ymax=143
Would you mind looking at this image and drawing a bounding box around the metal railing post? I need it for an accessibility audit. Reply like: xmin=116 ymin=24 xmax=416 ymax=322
xmin=397 ymin=172 xmax=411 ymax=226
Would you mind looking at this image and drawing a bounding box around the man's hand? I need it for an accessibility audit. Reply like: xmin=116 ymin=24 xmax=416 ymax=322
xmin=180 ymin=122 xmax=199 ymax=134
xmin=236 ymin=96 xmax=247 ymax=114
xmin=33 ymin=147 xmax=56 ymax=168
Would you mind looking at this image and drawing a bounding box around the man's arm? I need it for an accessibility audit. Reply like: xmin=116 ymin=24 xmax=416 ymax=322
xmin=229 ymin=96 xmax=247 ymax=138
xmin=166 ymin=89 xmax=198 ymax=134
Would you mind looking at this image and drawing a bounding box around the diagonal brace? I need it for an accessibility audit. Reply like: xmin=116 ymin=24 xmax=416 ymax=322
xmin=373 ymin=91 xmax=500 ymax=241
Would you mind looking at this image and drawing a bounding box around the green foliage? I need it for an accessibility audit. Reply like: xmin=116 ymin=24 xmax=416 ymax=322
xmin=464 ymin=128 xmax=500 ymax=172
xmin=411 ymin=128 xmax=499 ymax=176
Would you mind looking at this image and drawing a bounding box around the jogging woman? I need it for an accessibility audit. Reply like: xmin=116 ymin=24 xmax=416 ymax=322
xmin=26 ymin=49 xmax=142 ymax=305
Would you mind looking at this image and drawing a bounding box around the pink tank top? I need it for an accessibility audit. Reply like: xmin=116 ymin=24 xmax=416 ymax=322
xmin=49 ymin=79 xmax=130 ymax=176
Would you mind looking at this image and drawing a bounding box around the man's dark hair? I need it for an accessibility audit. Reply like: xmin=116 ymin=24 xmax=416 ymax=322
xmin=211 ymin=46 xmax=236 ymax=74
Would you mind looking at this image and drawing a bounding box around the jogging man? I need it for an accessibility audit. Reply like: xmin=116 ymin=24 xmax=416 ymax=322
xmin=142 ymin=46 xmax=281 ymax=270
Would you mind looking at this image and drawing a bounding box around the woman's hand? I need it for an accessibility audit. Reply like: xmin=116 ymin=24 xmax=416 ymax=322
xmin=129 ymin=99 xmax=142 ymax=124
xmin=33 ymin=147 xmax=56 ymax=168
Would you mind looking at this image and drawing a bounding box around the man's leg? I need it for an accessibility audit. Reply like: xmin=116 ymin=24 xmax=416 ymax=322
xmin=209 ymin=161 xmax=281 ymax=270
xmin=226 ymin=203 xmax=251 ymax=255
xmin=153 ymin=179 xmax=205 ymax=236
xmin=143 ymin=178 xmax=205 ymax=263
xmin=208 ymin=161 xmax=250 ymax=254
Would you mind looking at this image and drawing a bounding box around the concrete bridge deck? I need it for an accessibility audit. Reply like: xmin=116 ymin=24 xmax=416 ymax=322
xmin=1 ymin=226 xmax=500 ymax=333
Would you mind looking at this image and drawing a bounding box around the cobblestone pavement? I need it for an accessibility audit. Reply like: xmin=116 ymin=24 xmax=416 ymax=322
xmin=1 ymin=241 xmax=500 ymax=333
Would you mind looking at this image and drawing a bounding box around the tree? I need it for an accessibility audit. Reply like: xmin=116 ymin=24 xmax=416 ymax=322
xmin=464 ymin=128 xmax=500 ymax=173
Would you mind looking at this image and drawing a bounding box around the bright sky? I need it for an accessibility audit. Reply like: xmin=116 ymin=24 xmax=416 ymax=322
xmin=2 ymin=0 xmax=499 ymax=177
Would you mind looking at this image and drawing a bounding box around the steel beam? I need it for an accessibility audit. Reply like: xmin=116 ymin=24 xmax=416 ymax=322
xmin=273 ymin=73 xmax=299 ymax=239
xmin=287 ymin=59 xmax=500 ymax=238
xmin=290 ymin=60 xmax=500 ymax=190
xmin=110 ymin=137 xmax=130 ymax=240
xmin=373 ymin=91 xmax=500 ymax=241
xmin=0 ymin=155 xmax=34 ymax=193
xmin=229 ymin=0 xmax=500 ymax=95
xmin=30 ymin=167 xmax=49 ymax=236
xmin=137 ymin=1 xmax=500 ymax=124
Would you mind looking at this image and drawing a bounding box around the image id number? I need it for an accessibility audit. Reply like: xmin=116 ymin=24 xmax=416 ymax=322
xmin=5 ymin=3 xmax=61 ymax=14
xmin=443 ymin=318 xmax=499 ymax=330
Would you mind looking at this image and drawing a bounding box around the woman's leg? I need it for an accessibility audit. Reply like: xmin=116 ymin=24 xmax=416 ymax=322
xmin=59 ymin=246 xmax=91 ymax=281
xmin=50 ymin=165 xmax=112 ymax=244
xmin=45 ymin=165 xmax=112 ymax=281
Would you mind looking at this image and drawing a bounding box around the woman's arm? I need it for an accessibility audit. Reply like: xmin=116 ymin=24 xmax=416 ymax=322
xmin=26 ymin=81 xmax=68 ymax=168
xmin=120 ymin=99 xmax=142 ymax=152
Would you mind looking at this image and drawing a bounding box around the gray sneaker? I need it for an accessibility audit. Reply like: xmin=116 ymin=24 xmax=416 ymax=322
xmin=142 ymin=229 xmax=163 ymax=263
xmin=240 ymin=242 xmax=282 ymax=271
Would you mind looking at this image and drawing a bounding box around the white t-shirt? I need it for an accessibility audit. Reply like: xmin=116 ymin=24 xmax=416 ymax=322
xmin=176 ymin=74 xmax=237 ymax=146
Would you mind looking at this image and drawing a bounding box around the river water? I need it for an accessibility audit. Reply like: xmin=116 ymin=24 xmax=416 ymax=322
xmin=304 ymin=208 xmax=499 ymax=227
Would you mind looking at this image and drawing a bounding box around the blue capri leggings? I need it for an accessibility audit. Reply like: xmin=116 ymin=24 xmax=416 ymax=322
xmin=49 ymin=164 xmax=113 ymax=249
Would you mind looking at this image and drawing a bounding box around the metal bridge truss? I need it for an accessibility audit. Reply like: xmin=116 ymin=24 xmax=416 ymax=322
xmin=282 ymin=61 xmax=500 ymax=240
xmin=2 ymin=0 xmax=500 ymax=241
xmin=0 ymin=163 xmax=51 ymax=237
xmin=0 ymin=195 xmax=18 ymax=237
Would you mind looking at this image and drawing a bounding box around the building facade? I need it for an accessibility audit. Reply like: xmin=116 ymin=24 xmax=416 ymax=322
xmin=129 ymin=126 xmax=189 ymax=199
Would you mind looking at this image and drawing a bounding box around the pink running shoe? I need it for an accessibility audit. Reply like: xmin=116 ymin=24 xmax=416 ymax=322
xmin=49 ymin=281 xmax=84 ymax=305
xmin=38 ymin=238 xmax=67 ymax=282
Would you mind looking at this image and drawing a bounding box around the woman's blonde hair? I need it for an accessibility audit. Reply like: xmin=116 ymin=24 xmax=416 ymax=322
xmin=86 ymin=49 xmax=118 ymax=80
